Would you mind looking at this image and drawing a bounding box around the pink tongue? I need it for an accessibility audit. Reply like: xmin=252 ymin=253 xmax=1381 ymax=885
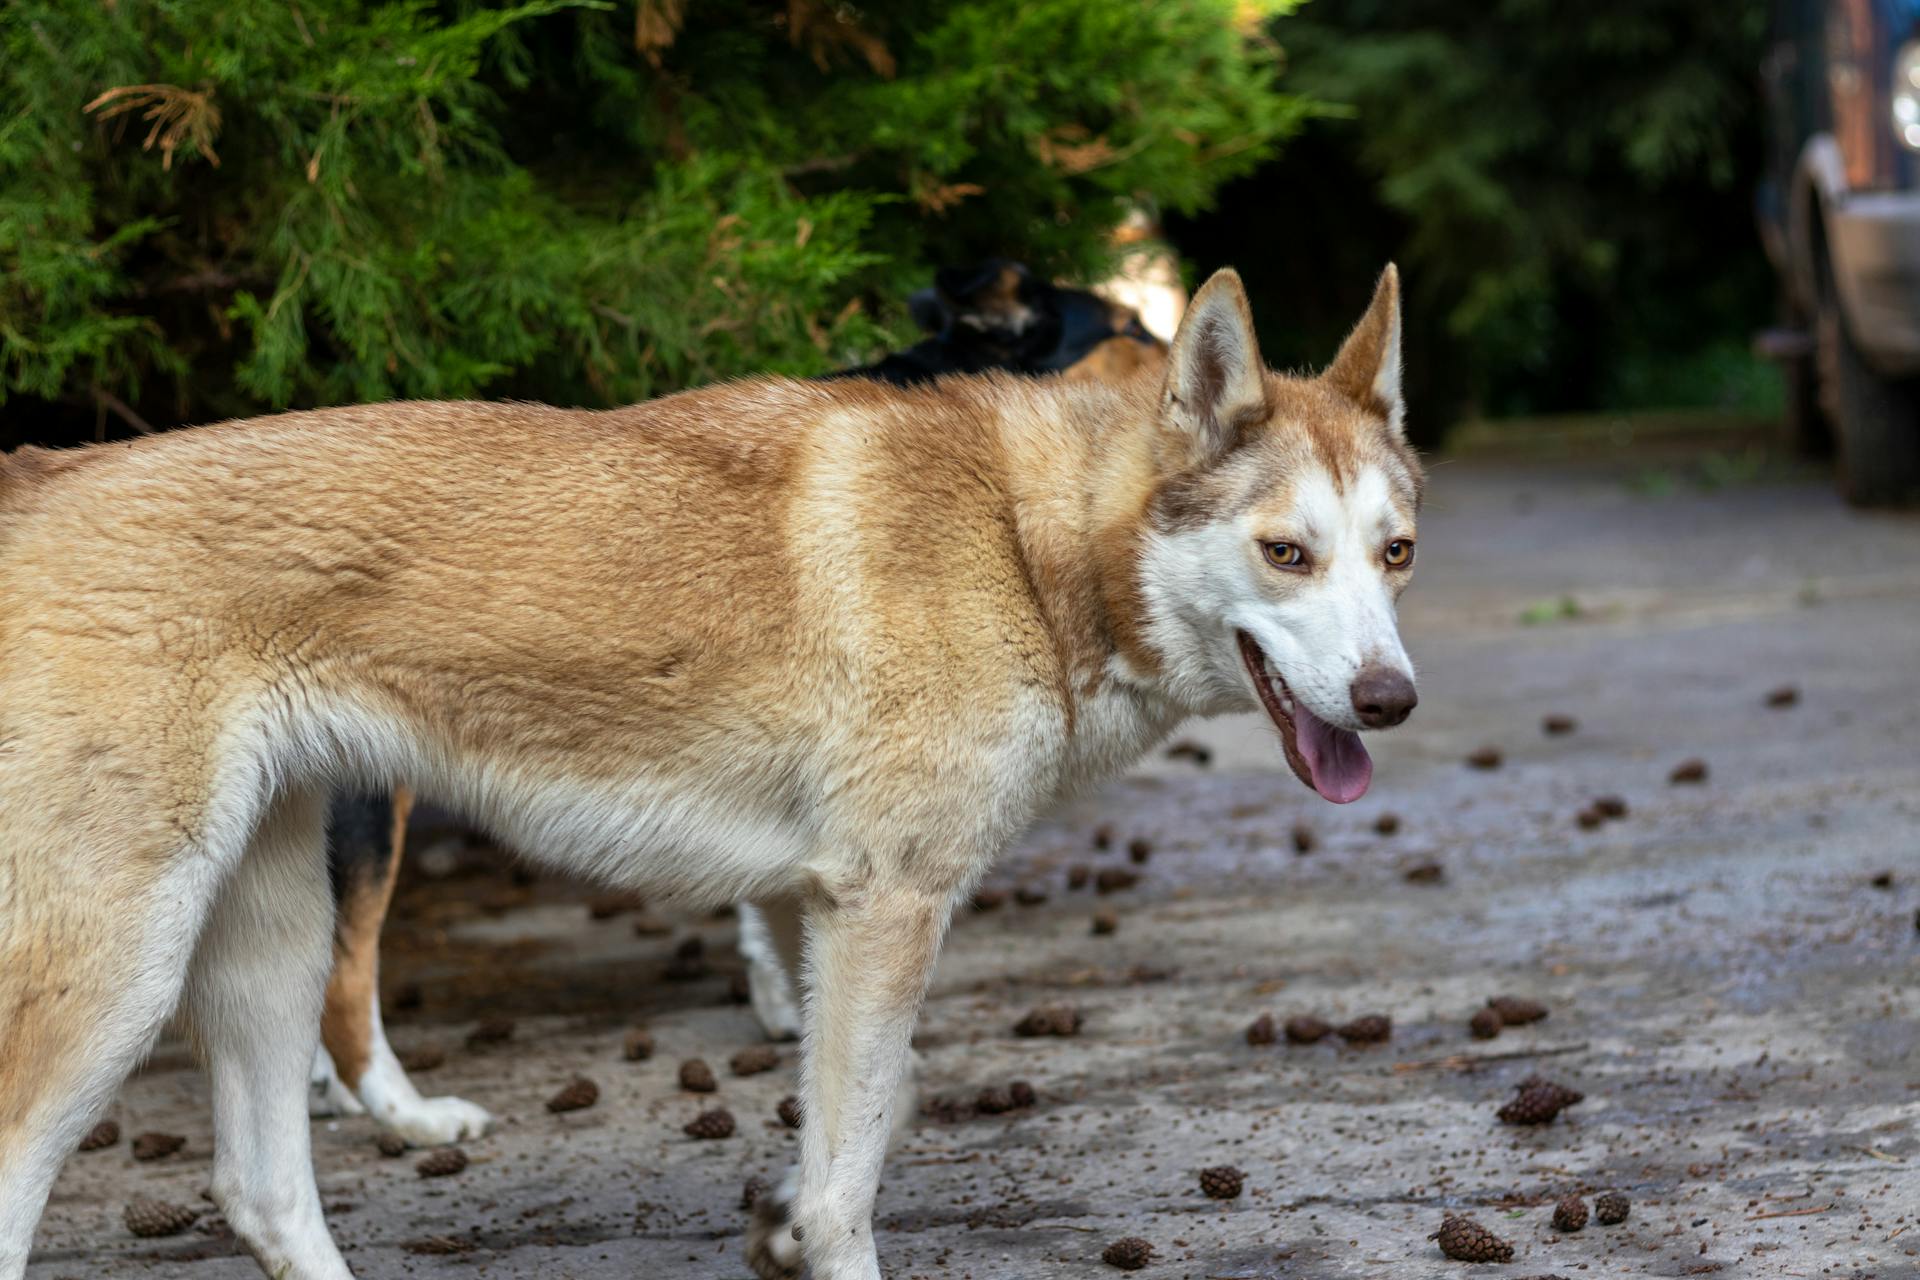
xmin=1294 ymin=702 xmax=1373 ymax=803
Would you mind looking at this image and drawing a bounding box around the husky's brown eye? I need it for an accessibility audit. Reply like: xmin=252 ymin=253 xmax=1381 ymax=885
xmin=1262 ymin=541 xmax=1306 ymax=570
xmin=1384 ymin=539 xmax=1415 ymax=568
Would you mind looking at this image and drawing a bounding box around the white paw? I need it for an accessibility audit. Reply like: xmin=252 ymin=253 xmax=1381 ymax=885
xmin=381 ymin=1095 xmax=493 ymax=1147
xmin=307 ymin=1048 xmax=365 ymax=1118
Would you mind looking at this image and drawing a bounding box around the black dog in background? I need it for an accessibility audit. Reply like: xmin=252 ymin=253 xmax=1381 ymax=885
xmin=312 ymin=262 xmax=1168 ymax=1142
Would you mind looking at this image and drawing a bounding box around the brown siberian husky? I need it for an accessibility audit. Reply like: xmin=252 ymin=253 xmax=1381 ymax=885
xmin=0 ymin=267 xmax=1419 ymax=1280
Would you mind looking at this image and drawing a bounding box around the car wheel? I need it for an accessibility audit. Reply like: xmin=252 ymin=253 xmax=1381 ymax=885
xmin=1818 ymin=275 xmax=1920 ymax=506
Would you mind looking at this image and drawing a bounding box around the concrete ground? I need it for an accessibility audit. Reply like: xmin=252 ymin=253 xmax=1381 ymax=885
xmin=26 ymin=429 xmax=1920 ymax=1279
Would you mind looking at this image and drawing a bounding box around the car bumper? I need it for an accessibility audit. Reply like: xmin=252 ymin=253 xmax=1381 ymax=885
xmin=1831 ymin=191 xmax=1920 ymax=376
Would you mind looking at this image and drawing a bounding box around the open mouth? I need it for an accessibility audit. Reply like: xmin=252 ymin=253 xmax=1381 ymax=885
xmin=1236 ymin=630 xmax=1373 ymax=804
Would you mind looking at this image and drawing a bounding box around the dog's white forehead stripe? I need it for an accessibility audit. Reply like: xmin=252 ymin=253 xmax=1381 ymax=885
xmin=1273 ymin=464 xmax=1406 ymax=547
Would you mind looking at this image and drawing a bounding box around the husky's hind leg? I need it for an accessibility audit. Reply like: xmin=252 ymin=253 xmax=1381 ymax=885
xmin=0 ymin=822 xmax=226 ymax=1279
xmin=180 ymin=786 xmax=353 ymax=1280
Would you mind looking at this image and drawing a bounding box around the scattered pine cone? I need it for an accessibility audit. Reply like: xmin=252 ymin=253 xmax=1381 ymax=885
xmin=777 ymin=1095 xmax=803 ymax=1129
xmin=684 ymin=1107 xmax=735 ymax=1139
xmin=976 ymin=1086 xmax=1015 ymax=1115
xmin=1095 ymin=867 xmax=1139 ymax=894
xmin=376 ymin=1132 xmax=409 ymax=1158
xmin=546 ymin=1077 xmax=599 ymax=1113
xmin=1015 ymin=884 xmax=1049 ymax=906
xmin=1198 ymin=1165 xmax=1244 ymax=1200
xmin=1403 ymin=860 xmax=1444 ymax=884
xmin=665 ymin=935 xmax=708 ymax=981
xmin=1373 ymin=812 xmax=1401 ymax=836
xmin=1432 ymin=1215 xmax=1513 ymax=1263
xmin=1542 ymin=713 xmax=1577 ymax=735
xmin=731 ymin=1045 xmax=780 ymax=1077
xmin=1466 ymin=746 xmax=1504 ymax=770
xmin=466 ymin=1016 xmax=516 ymax=1047
xmin=131 ymin=1131 xmax=185 ymax=1162
xmin=1067 ymin=864 xmax=1091 ymax=890
xmin=1245 ymin=1013 xmax=1277 ymax=1046
xmin=124 ymin=1197 xmax=200 ymax=1238
xmin=1496 ymin=1079 xmax=1584 ymax=1125
xmin=1870 ymin=869 xmax=1895 ymax=889
xmin=1284 ymin=1015 xmax=1332 ymax=1045
xmin=1008 ymin=1080 xmax=1037 ymax=1109
xmin=1014 ymin=1005 xmax=1082 ymax=1037
xmin=1551 ymin=1194 xmax=1588 ymax=1232
xmin=398 ymin=1044 xmax=446 ymax=1073
xmin=1487 ymin=995 xmax=1549 ymax=1025
xmin=622 ymin=1027 xmax=656 ymax=1061
xmin=1092 ymin=825 xmax=1114 ymax=850
xmin=1469 ymin=1008 xmax=1503 ymax=1040
xmin=679 ymin=1058 xmax=718 ymax=1092
xmin=415 ymin=1146 xmax=468 ymax=1178
xmin=1091 ymin=909 xmax=1119 ymax=936
xmin=742 ymin=1175 xmax=770 ymax=1211
xmin=402 ymin=1236 xmax=476 ymax=1256
xmin=1127 ymin=838 xmax=1153 ymax=864
xmin=1765 ymin=685 xmax=1800 ymax=708
xmin=1291 ymin=823 xmax=1316 ymax=854
xmin=971 ymin=887 xmax=1007 ymax=911
xmin=78 ymin=1119 xmax=120 ymax=1152
xmin=1669 ymin=758 xmax=1709 ymax=785
xmin=1576 ymin=807 xmax=1605 ymax=829
xmin=1102 ymin=1236 xmax=1155 ymax=1270
xmin=1591 ymin=795 xmax=1628 ymax=819
xmin=1336 ymin=1014 xmax=1392 ymax=1045
xmin=1593 ymin=1191 xmax=1630 ymax=1225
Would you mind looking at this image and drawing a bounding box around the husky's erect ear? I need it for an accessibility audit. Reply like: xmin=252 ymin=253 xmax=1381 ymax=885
xmin=1323 ymin=263 xmax=1404 ymax=437
xmin=1160 ymin=268 xmax=1268 ymax=465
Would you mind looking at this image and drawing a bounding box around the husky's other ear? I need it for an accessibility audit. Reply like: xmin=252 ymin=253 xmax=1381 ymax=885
xmin=1161 ymin=268 xmax=1267 ymax=464
xmin=1323 ymin=263 xmax=1404 ymax=437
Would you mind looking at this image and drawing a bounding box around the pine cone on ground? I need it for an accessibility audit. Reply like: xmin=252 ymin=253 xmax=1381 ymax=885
xmin=622 ymin=1027 xmax=656 ymax=1061
xmin=1431 ymin=1215 xmax=1514 ymax=1263
xmin=1014 ymin=1005 xmax=1082 ymax=1037
xmin=730 ymin=1045 xmax=780 ymax=1076
xmin=1245 ymin=1013 xmax=1277 ymax=1045
xmin=679 ymin=1058 xmax=718 ymax=1092
xmin=398 ymin=1044 xmax=446 ymax=1072
xmin=1290 ymin=823 xmax=1316 ymax=853
xmin=1127 ymin=838 xmax=1152 ymax=864
xmin=1669 ymin=758 xmax=1709 ymax=784
xmin=777 ymin=1095 xmax=803 ymax=1128
xmin=1591 ymin=795 xmax=1628 ymax=819
xmin=376 ymin=1132 xmax=409 ymax=1158
xmin=1374 ymin=812 xmax=1402 ymax=836
xmin=1094 ymin=867 xmax=1139 ymax=893
xmin=1551 ymin=1194 xmax=1588 ymax=1232
xmin=684 ymin=1107 xmax=736 ymax=1139
xmin=741 ymin=1175 xmax=770 ymax=1211
xmin=1008 ymin=1080 xmax=1037 ymax=1109
xmin=971 ymin=887 xmax=1007 ymax=911
xmin=1542 ymin=713 xmax=1577 ymax=735
xmin=1091 ymin=909 xmax=1119 ymax=936
xmin=466 ymin=1016 xmax=516 ymax=1047
xmin=976 ymin=1086 xmax=1014 ymax=1114
xmin=665 ymin=934 xmax=708 ymax=981
xmin=131 ymin=1132 xmax=185 ymax=1161
xmin=1593 ymin=1191 xmax=1630 ymax=1225
xmin=1015 ymin=884 xmax=1049 ymax=906
xmin=1488 ymin=995 xmax=1549 ymax=1025
xmin=1466 ymin=746 xmax=1504 ymax=770
xmin=124 ymin=1197 xmax=200 ymax=1238
xmin=1469 ymin=1008 xmax=1503 ymax=1040
xmin=78 ymin=1120 xmax=120 ymax=1152
xmin=1284 ymin=1015 xmax=1332 ymax=1044
xmin=1198 ymin=1165 xmax=1244 ymax=1200
xmin=547 ymin=1077 xmax=599 ymax=1113
xmin=1067 ymin=864 xmax=1092 ymax=890
xmin=1101 ymin=1236 xmax=1155 ymax=1270
xmin=415 ymin=1146 xmax=469 ymax=1178
xmin=1497 ymin=1079 xmax=1584 ymax=1125
xmin=1336 ymin=1014 xmax=1392 ymax=1044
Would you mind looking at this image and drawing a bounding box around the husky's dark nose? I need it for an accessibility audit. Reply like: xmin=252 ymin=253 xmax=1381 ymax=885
xmin=1351 ymin=666 xmax=1417 ymax=728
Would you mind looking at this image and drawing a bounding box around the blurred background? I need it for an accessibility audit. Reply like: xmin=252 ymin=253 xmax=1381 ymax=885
xmin=5 ymin=0 xmax=1868 ymax=478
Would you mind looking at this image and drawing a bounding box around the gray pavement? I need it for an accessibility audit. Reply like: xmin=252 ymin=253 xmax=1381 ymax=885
xmin=27 ymin=433 xmax=1920 ymax=1278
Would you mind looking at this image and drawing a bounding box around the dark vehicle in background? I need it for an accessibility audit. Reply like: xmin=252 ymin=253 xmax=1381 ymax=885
xmin=1760 ymin=0 xmax=1920 ymax=505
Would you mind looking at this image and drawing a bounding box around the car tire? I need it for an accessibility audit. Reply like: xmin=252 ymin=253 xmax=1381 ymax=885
xmin=1818 ymin=280 xmax=1920 ymax=507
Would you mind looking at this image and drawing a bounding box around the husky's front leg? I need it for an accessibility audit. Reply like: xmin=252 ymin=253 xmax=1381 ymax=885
xmin=749 ymin=880 xmax=951 ymax=1280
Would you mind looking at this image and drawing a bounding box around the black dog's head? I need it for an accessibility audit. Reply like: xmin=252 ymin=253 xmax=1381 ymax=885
xmin=833 ymin=259 xmax=1162 ymax=387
